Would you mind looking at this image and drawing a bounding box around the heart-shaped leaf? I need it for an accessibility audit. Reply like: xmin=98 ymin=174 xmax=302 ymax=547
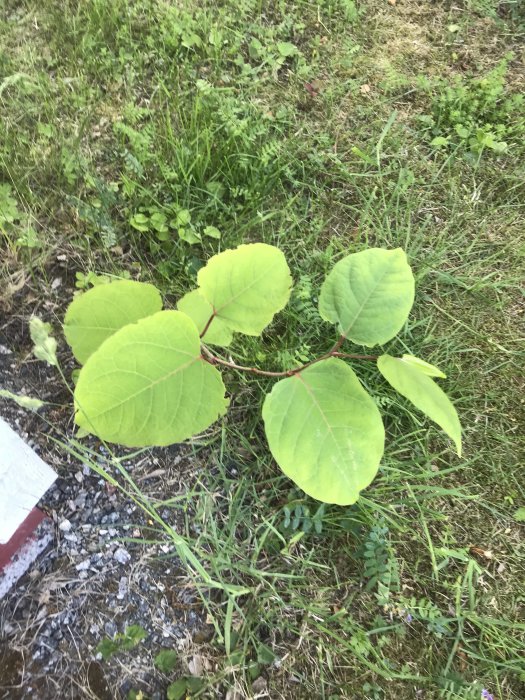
xmin=197 ymin=243 xmax=292 ymax=336
xmin=262 ymin=358 xmax=385 ymax=505
xmin=319 ymin=248 xmax=414 ymax=346
xmin=64 ymin=280 xmax=162 ymax=364
xmin=74 ymin=311 xmax=227 ymax=446
xmin=377 ymin=354 xmax=462 ymax=455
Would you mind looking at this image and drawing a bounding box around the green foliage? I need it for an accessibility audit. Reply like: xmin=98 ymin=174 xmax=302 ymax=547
xmin=177 ymin=290 xmax=233 ymax=347
xmin=281 ymin=502 xmax=327 ymax=534
xmin=263 ymin=359 xmax=385 ymax=505
xmin=319 ymin=248 xmax=415 ymax=346
xmin=0 ymin=183 xmax=40 ymax=251
xmin=0 ymin=183 xmax=20 ymax=232
xmin=437 ymin=674 xmax=485 ymax=700
xmin=421 ymin=56 xmax=524 ymax=155
xmin=128 ymin=206 xmax=220 ymax=246
xmin=58 ymin=243 xmax=462 ymax=504
xmin=513 ymin=508 xmax=525 ymax=522
xmin=402 ymin=596 xmax=452 ymax=637
xmin=71 ymin=178 xmax=118 ymax=248
xmin=74 ymin=311 xmax=228 ymax=446
xmin=154 ymin=649 xmax=178 ymax=674
xmin=64 ymin=280 xmax=162 ymax=363
xmin=6 ymin=0 xmax=523 ymax=694
xmin=362 ymin=519 xmax=399 ymax=604
xmin=377 ymin=354 xmax=462 ymax=456
xmin=75 ymin=271 xmax=111 ymax=290
xmin=197 ymin=243 xmax=292 ymax=336
xmin=15 ymin=225 xmax=40 ymax=250
xmin=96 ymin=624 xmax=147 ymax=660
xmin=167 ymin=677 xmax=204 ymax=700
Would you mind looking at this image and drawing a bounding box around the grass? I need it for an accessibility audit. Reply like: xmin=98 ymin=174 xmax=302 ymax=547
xmin=1 ymin=0 xmax=524 ymax=698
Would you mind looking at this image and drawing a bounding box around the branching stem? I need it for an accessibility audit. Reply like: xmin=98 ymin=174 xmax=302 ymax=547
xmin=201 ymin=343 xmax=377 ymax=378
xmin=330 ymin=334 xmax=346 ymax=353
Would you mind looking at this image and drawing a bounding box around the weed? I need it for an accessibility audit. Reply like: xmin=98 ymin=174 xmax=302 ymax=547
xmin=1 ymin=0 xmax=524 ymax=697
xmin=362 ymin=518 xmax=400 ymax=605
xmin=419 ymin=56 xmax=524 ymax=157
xmin=96 ymin=624 xmax=147 ymax=660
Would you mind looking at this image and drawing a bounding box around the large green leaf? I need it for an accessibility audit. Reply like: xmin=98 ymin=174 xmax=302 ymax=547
xmin=377 ymin=354 xmax=462 ymax=456
xmin=197 ymin=243 xmax=292 ymax=336
xmin=262 ymin=358 xmax=385 ymax=505
xmin=64 ymin=280 xmax=162 ymax=364
xmin=177 ymin=289 xmax=233 ymax=347
xmin=318 ymin=248 xmax=415 ymax=346
xmin=74 ymin=311 xmax=227 ymax=446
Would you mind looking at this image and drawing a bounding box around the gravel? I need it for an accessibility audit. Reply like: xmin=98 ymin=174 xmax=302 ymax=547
xmin=0 ymin=308 xmax=211 ymax=698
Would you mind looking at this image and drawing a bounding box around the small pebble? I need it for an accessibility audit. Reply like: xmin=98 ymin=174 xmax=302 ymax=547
xmin=59 ymin=519 xmax=72 ymax=532
xmin=117 ymin=576 xmax=128 ymax=600
xmin=113 ymin=547 xmax=131 ymax=565
xmin=75 ymin=559 xmax=90 ymax=572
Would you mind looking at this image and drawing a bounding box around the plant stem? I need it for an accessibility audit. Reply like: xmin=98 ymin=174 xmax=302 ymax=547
xmin=200 ymin=311 xmax=217 ymax=339
xmin=201 ymin=345 xmax=290 ymax=376
xmin=330 ymin=334 xmax=346 ymax=353
xmin=201 ymin=344 xmax=378 ymax=378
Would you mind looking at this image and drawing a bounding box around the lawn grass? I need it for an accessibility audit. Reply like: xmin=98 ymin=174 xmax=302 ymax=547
xmin=1 ymin=0 xmax=524 ymax=698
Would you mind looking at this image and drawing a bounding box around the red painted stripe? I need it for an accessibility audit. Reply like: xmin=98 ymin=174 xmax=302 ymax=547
xmin=0 ymin=508 xmax=48 ymax=571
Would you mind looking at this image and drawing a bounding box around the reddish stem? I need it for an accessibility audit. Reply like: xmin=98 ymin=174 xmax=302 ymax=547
xmin=200 ymin=311 xmax=217 ymax=339
xmin=330 ymin=334 xmax=346 ymax=353
xmin=201 ymin=344 xmax=377 ymax=378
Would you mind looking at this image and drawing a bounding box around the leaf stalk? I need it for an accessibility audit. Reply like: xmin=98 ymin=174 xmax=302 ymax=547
xmin=201 ymin=343 xmax=377 ymax=378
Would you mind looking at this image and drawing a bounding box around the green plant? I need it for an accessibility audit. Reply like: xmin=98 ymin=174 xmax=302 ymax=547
xmin=400 ymin=596 xmax=452 ymax=637
xmin=56 ymin=243 xmax=462 ymax=505
xmin=420 ymin=56 xmax=524 ymax=156
xmin=96 ymin=624 xmax=147 ymax=660
xmin=154 ymin=649 xmax=178 ymax=674
xmin=281 ymin=501 xmax=327 ymax=534
xmin=0 ymin=183 xmax=20 ymax=234
xmin=362 ymin=518 xmax=399 ymax=604
xmin=167 ymin=677 xmax=204 ymax=700
xmin=0 ymin=183 xmax=41 ymax=252
xmin=129 ymin=206 xmax=221 ymax=245
xmin=72 ymin=191 xmax=118 ymax=248
xmin=15 ymin=224 xmax=40 ymax=249
xmin=74 ymin=271 xmax=111 ymax=290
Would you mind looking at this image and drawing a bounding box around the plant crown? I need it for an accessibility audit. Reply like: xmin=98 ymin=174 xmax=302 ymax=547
xmin=62 ymin=244 xmax=462 ymax=505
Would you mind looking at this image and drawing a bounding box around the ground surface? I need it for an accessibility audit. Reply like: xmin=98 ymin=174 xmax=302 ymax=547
xmin=0 ymin=1 xmax=524 ymax=699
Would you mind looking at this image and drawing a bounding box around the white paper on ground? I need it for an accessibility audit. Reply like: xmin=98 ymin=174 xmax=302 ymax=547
xmin=0 ymin=417 xmax=57 ymax=543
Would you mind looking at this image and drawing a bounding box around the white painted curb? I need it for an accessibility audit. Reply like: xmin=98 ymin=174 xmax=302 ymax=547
xmin=0 ymin=417 xmax=57 ymax=544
